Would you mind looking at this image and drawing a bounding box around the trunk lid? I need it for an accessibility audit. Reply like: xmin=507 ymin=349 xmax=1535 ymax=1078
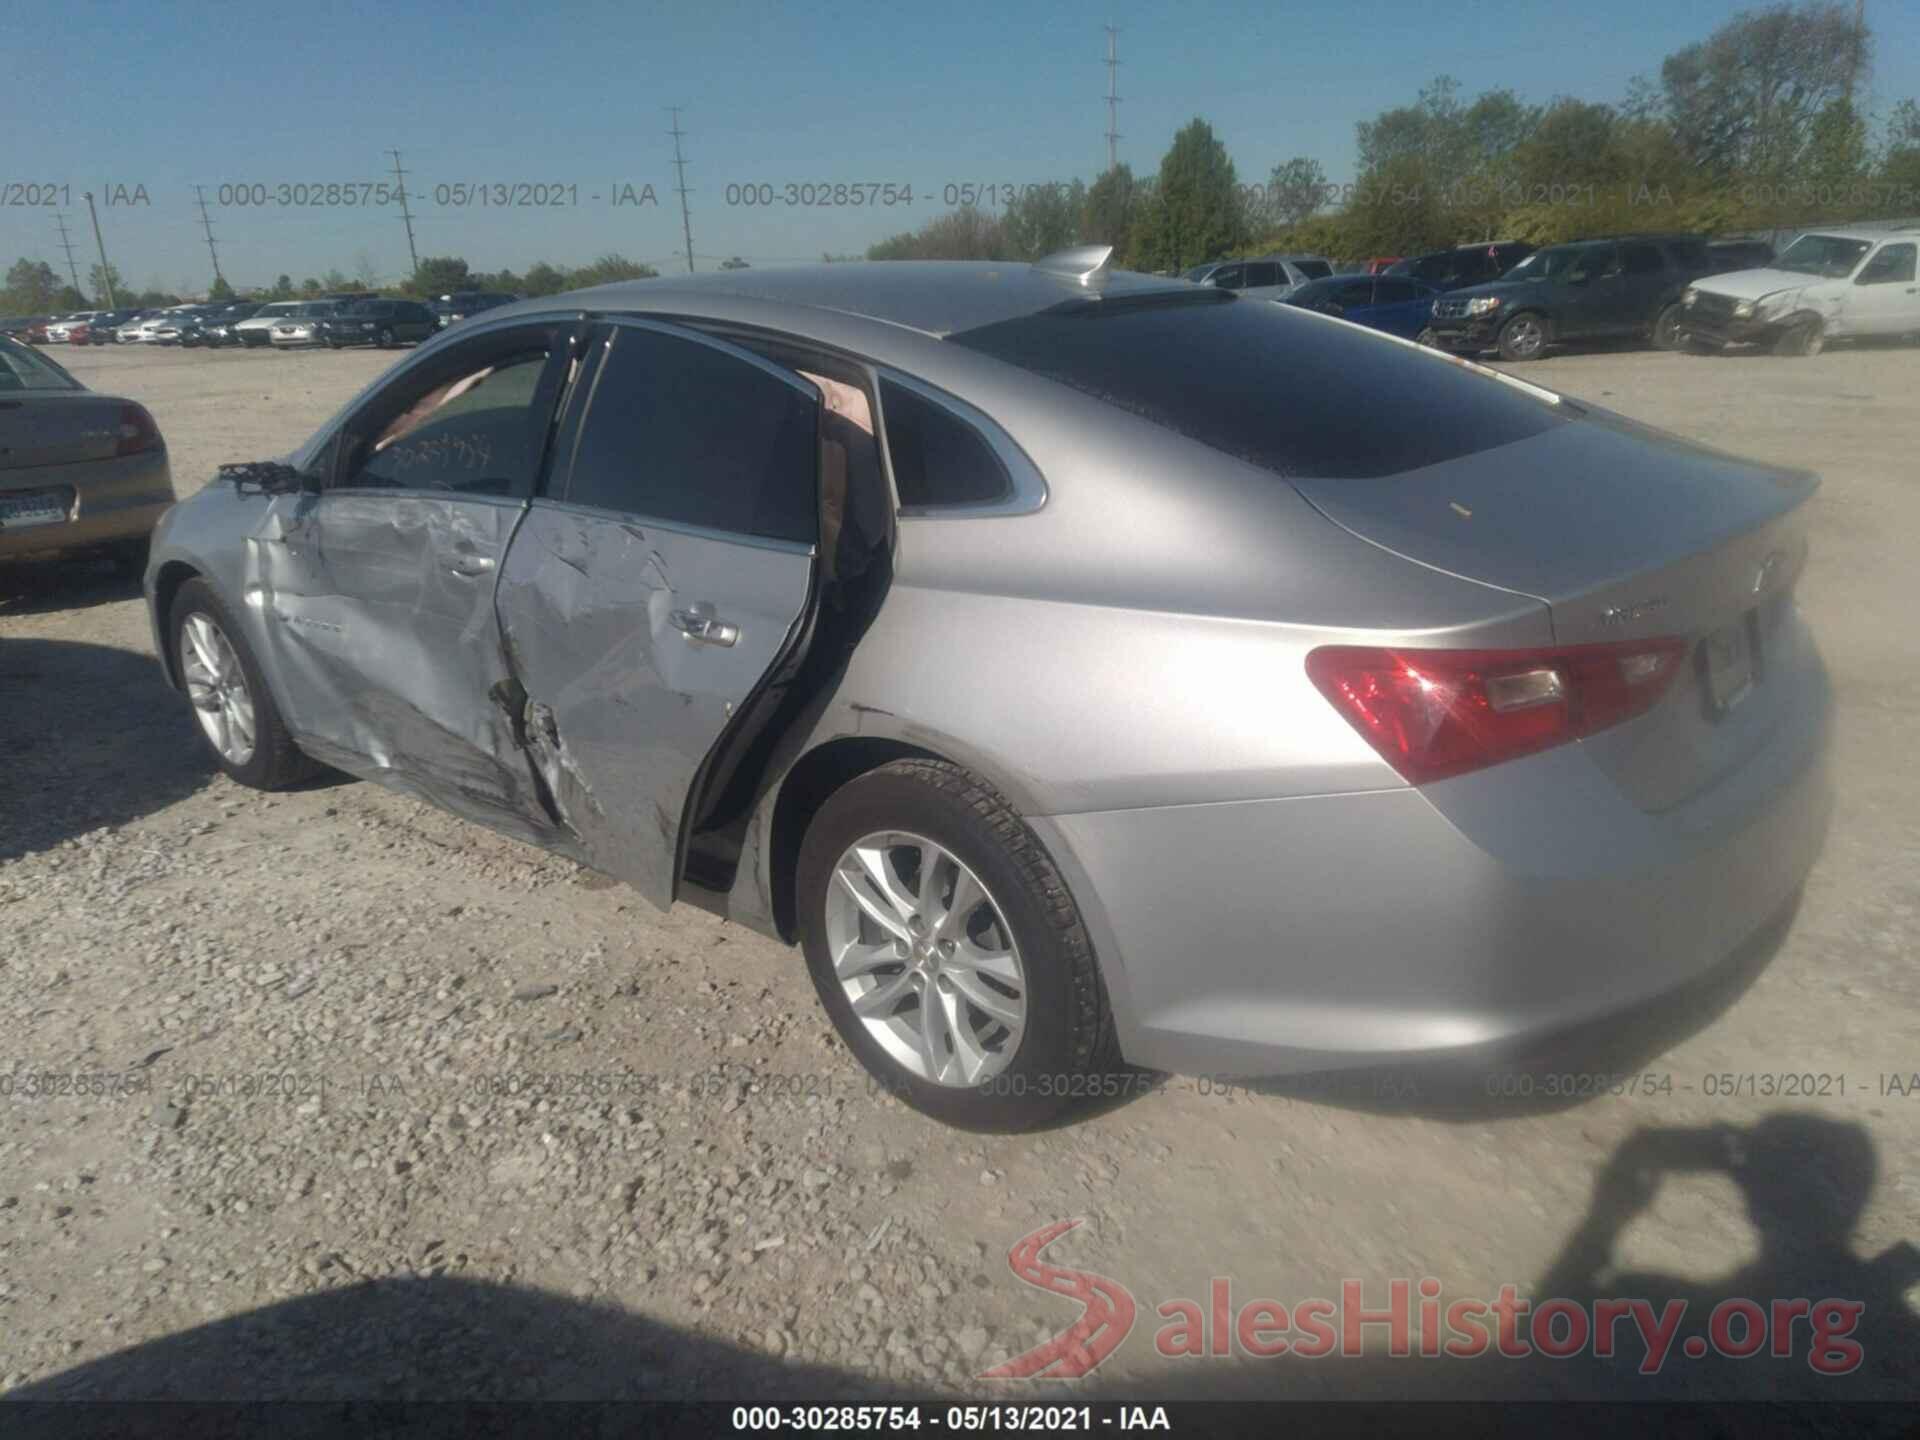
xmin=0 ymin=394 xmax=128 ymax=474
xmin=1288 ymin=408 xmax=1819 ymax=810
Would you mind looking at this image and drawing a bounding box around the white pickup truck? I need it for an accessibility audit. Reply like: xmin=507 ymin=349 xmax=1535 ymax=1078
xmin=1677 ymin=226 xmax=1920 ymax=356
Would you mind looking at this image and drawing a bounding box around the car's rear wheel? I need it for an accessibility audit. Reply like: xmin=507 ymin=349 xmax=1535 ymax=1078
xmin=796 ymin=759 xmax=1123 ymax=1131
xmin=1496 ymin=311 xmax=1547 ymax=361
xmin=171 ymin=578 xmax=317 ymax=790
xmin=1776 ymin=316 xmax=1825 ymax=357
xmin=1652 ymin=303 xmax=1685 ymax=350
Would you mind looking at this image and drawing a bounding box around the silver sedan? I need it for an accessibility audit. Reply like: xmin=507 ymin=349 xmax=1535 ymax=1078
xmin=142 ymin=250 xmax=1831 ymax=1129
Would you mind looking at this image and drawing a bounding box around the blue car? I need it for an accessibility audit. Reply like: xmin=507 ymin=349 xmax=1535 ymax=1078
xmin=1281 ymin=274 xmax=1441 ymax=342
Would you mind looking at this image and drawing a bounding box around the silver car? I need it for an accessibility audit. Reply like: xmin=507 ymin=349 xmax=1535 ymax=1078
xmin=1 ymin=335 xmax=173 ymax=569
xmin=142 ymin=249 xmax=1831 ymax=1129
xmin=1192 ymin=254 xmax=1335 ymax=301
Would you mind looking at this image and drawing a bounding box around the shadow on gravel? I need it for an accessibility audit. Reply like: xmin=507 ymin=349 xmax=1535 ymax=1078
xmin=1238 ymin=888 xmax=1802 ymax=1123
xmin=0 ymin=558 xmax=143 ymax=619
xmin=2 ymin=1117 xmax=1912 ymax=1435
xmin=0 ymin=636 xmax=214 ymax=860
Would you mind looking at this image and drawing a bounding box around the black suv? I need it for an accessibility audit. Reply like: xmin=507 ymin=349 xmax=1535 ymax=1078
xmin=316 ymin=298 xmax=439 ymax=349
xmin=1423 ymin=233 xmax=1712 ymax=361
xmin=1386 ymin=241 xmax=1534 ymax=293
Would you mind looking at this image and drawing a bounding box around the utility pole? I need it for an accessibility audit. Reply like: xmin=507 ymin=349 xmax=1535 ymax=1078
xmin=389 ymin=149 xmax=420 ymax=279
xmin=668 ymin=107 xmax=695 ymax=274
xmin=1104 ymin=25 xmax=1122 ymax=173
xmin=82 ymin=192 xmax=118 ymax=308
xmin=53 ymin=212 xmax=84 ymax=296
xmin=194 ymin=185 xmax=225 ymax=289
xmin=1844 ymin=0 xmax=1866 ymax=107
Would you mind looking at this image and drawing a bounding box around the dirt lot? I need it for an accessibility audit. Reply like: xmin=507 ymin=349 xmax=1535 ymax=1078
xmin=2 ymin=338 xmax=1916 ymax=1410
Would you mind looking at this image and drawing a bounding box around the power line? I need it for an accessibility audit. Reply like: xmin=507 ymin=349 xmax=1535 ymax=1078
xmin=82 ymin=193 xmax=119 ymax=308
xmin=667 ymin=107 xmax=696 ymax=275
xmin=194 ymin=185 xmax=225 ymax=286
xmin=389 ymin=149 xmax=421 ymax=277
xmin=1104 ymin=24 xmax=1123 ymax=173
xmin=53 ymin=212 xmax=84 ymax=295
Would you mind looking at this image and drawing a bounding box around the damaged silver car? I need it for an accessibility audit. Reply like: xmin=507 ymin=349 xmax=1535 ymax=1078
xmin=146 ymin=249 xmax=1831 ymax=1129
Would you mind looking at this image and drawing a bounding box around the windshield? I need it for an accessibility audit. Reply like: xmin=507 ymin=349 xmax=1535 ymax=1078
xmin=0 ymin=336 xmax=82 ymax=391
xmin=1773 ymin=234 xmax=1874 ymax=278
xmin=1500 ymin=245 xmax=1604 ymax=281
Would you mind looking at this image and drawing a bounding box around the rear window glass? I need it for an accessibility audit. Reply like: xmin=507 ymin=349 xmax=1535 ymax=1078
xmin=880 ymin=378 xmax=1011 ymax=508
xmin=1291 ymin=259 xmax=1333 ymax=279
xmin=951 ymin=293 xmax=1566 ymax=480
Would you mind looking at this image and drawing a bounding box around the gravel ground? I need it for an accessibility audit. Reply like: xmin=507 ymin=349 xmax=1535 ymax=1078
xmin=1 ymin=339 xmax=1916 ymax=1411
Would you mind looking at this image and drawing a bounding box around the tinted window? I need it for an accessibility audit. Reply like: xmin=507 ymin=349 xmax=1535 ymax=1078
xmin=1621 ymin=242 xmax=1664 ymax=274
xmin=952 ymin=293 xmax=1565 ymax=480
xmin=1666 ymin=239 xmax=1709 ymax=271
xmin=1859 ymin=243 xmax=1916 ymax=284
xmin=1373 ymin=278 xmax=1418 ymax=304
xmin=1291 ymin=259 xmax=1333 ymax=280
xmin=0 ymin=337 xmax=81 ymax=391
xmin=1245 ymin=262 xmax=1280 ymax=288
xmin=880 ymin=378 xmax=1011 ymax=508
xmin=1329 ymin=279 xmax=1374 ymax=308
xmin=342 ymin=348 xmax=551 ymax=497
xmin=1209 ymin=265 xmax=1246 ymax=290
xmin=564 ymin=325 xmax=818 ymax=543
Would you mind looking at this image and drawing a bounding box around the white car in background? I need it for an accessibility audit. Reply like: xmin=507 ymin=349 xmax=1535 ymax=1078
xmin=44 ymin=311 xmax=111 ymax=343
xmin=232 ymin=301 xmax=314 ymax=349
xmin=1679 ymin=226 xmax=1920 ymax=356
xmin=266 ymin=301 xmax=343 ymax=348
xmin=119 ymin=308 xmax=201 ymax=344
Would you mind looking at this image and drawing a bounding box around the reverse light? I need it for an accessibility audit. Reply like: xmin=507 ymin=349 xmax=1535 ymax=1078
xmin=1305 ymin=639 xmax=1688 ymax=784
xmin=115 ymin=403 xmax=162 ymax=457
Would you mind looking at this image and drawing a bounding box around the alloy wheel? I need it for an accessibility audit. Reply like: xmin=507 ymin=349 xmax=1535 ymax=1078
xmin=179 ymin=613 xmax=257 ymax=766
xmin=1506 ymin=315 xmax=1544 ymax=357
xmin=823 ymin=831 xmax=1028 ymax=1087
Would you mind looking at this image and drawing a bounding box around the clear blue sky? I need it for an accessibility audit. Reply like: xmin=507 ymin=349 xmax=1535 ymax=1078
xmin=8 ymin=0 xmax=1918 ymax=293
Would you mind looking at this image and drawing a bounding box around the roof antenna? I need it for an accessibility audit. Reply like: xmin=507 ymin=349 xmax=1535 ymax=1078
xmin=1033 ymin=244 xmax=1114 ymax=289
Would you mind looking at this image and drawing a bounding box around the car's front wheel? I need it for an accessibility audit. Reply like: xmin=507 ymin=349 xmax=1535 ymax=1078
xmin=377 ymin=327 xmax=395 ymax=348
xmin=1776 ymin=315 xmax=1825 ymax=357
xmin=796 ymin=759 xmax=1123 ymax=1131
xmin=1496 ymin=311 xmax=1547 ymax=361
xmin=171 ymin=578 xmax=317 ymax=790
xmin=1414 ymin=327 xmax=1440 ymax=348
xmin=1652 ymin=303 xmax=1685 ymax=350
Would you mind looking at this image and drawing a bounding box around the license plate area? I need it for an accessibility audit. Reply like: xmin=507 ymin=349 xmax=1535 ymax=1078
xmin=1699 ymin=611 xmax=1760 ymax=716
xmin=0 ymin=487 xmax=73 ymax=528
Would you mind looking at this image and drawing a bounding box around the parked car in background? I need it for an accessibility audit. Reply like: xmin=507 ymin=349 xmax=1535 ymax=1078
xmin=120 ymin=309 xmax=201 ymax=344
xmin=1283 ymin=273 xmax=1441 ymax=340
xmin=1190 ymin=255 xmax=1333 ymax=301
xmin=1387 ymin=241 xmax=1536 ymax=292
xmin=1707 ymin=239 xmax=1777 ymax=274
xmin=231 ymin=301 xmax=309 ymax=348
xmin=315 ymin=298 xmax=439 ymax=349
xmin=430 ymin=291 xmax=519 ymax=329
xmin=1424 ymin=233 xmax=1711 ymax=360
xmin=177 ymin=302 xmax=264 ymax=347
xmin=0 ymin=334 xmax=172 ymax=573
xmin=267 ymin=302 xmax=345 ymax=348
xmin=149 ymin=307 xmax=226 ymax=345
xmin=1361 ymin=256 xmax=1403 ymax=275
xmin=0 ymin=316 xmax=50 ymax=341
xmin=139 ymin=254 xmax=1830 ymax=1129
xmin=1678 ymin=227 xmax=1920 ymax=357
xmin=78 ymin=309 xmax=141 ymax=343
xmin=46 ymin=312 xmax=112 ymax=343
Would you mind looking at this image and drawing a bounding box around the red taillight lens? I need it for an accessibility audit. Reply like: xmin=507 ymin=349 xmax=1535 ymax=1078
xmin=115 ymin=403 xmax=161 ymax=457
xmin=1306 ymin=639 xmax=1688 ymax=784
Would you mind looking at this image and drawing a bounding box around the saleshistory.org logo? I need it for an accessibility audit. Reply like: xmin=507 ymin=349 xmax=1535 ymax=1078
xmin=981 ymin=1220 xmax=1868 ymax=1380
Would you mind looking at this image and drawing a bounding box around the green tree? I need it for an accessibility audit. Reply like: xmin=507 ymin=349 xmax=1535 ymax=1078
xmin=1658 ymin=1 xmax=1869 ymax=179
xmin=519 ymin=261 xmax=569 ymax=296
xmin=1081 ymin=165 xmax=1138 ymax=260
xmin=408 ymin=256 xmax=471 ymax=296
xmin=866 ymin=206 xmax=1007 ymax=261
xmin=54 ymin=285 xmax=87 ymax=310
xmin=1131 ymin=119 xmax=1245 ymax=273
xmin=299 ymin=277 xmax=322 ymax=296
xmin=207 ymin=275 xmax=236 ymax=302
xmin=1262 ymin=156 xmax=1329 ymax=229
xmin=87 ymin=263 xmax=124 ymax=306
xmin=271 ymin=274 xmax=295 ymax=300
xmin=1000 ymin=180 xmax=1086 ymax=260
xmin=567 ymin=254 xmax=658 ymax=287
xmin=3 ymin=258 xmax=61 ymax=313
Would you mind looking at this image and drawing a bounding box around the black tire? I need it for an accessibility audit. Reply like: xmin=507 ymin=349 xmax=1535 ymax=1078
xmin=1496 ymin=310 xmax=1548 ymax=362
xmin=377 ymin=327 xmax=395 ymax=348
xmin=1652 ymin=303 xmax=1685 ymax=351
xmin=1681 ymin=335 xmax=1720 ymax=356
xmin=169 ymin=577 xmax=319 ymax=791
xmin=796 ymin=758 xmax=1124 ymax=1131
xmin=326 ymin=336 xmax=343 ymax=350
xmin=1414 ymin=327 xmax=1439 ymax=348
xmin=1775 ymin=315 xmax=1825 ymax=357
xmin=110 ymin=537 xmax=149 ymax=578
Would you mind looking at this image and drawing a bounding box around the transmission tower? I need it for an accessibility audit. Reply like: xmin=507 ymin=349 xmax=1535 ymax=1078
xmin=194 ymin=185 xmax=226 ymax=287
xmin=668 ymin=107 xmax=695 ymax=274
xmin=53 ymin=212 xmax=84 ymax=295
xmin=1104 ymin=26 xmax=1123 ymax=173
xmin=389 ymin=149 xmax=420 ymax=276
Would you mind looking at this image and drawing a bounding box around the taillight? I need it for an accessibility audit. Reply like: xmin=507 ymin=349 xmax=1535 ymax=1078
xmin=115 ymin=403 xmax=161 ymax=457
xmin=1306 ymin=639 xmax=1688 ymax=784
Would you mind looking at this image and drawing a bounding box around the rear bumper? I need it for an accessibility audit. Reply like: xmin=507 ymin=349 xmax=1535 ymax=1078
xmin=1035 ymin=652 xmax=1832 ymax=1078
xmin=0 ymin=448 xmax=174 ymax=561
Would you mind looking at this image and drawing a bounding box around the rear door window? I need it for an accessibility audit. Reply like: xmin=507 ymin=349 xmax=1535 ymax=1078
xmin=1208 ymin=264 xmax=1247 ymax=291
xmin=1373 ymin=278 xmax=1418 ymax=304
xmin=560 ymin=323 xmax=819 ymax=543
xmin=1245 ymin=262 xmax=1280 ymax=288
xmin=1621 ymin=242 xmax=1664 ymax=274
xmin=879 ymin=378 xmax=1011 ymax=509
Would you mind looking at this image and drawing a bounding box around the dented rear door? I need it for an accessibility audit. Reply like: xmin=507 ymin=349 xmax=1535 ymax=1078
xmin=493 ymin=319 xmax=821 ymax=909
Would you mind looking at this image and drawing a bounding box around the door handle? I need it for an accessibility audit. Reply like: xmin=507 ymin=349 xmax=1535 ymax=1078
xmin=445 ymin=551 xmax=496 ymax=577
xmin=670 ymin=606 xmax=739 ymax=647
